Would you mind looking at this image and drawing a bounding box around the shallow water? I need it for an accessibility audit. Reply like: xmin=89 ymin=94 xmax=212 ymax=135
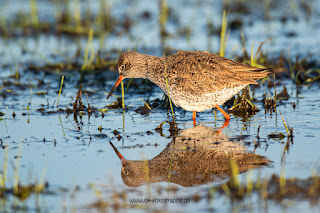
xmin=1 ymin=0 xmax=320 ymax=212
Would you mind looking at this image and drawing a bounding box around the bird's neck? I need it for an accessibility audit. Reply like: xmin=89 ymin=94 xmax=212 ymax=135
xmin=144 ymin=55 xmax=167 ymax=86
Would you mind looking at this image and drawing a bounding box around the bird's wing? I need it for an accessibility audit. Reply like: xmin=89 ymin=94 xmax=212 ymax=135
xmin=166 ymin=51 xmax=269 ymax=96
xmin=209 ymin=54 xmax=270 ymax=84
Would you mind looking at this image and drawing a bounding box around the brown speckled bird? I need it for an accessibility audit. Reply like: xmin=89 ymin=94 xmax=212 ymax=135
xmin=107 ymin=51 xmax=269 ymax=124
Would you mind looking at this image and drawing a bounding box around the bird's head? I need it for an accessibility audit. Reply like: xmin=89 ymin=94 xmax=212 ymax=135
xmin=107 ymin=51 xmax=147 ymax=99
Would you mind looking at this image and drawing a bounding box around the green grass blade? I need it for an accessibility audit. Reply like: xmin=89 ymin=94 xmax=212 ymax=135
xmin=56 ymin=76 xmax=64 ymax=108
xmin=82 ymin=28 xmax=94 ymax=71
xmin=139 ymin=97 xmax=151 ymax=110
xmin=0 ymin=146 xmax=9 ymax=189
xmin=30 ymin=0 xmax=39 ymax=27
xmin=219 ymin=10 xmax=229 ymax=57
xmin=164 ymin=58 xmax=175 ymax=121
xmin=121 ymin=81 xmax=125 ymax=109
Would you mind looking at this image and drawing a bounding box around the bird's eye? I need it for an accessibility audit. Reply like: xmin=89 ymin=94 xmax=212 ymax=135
xmin=121 ymin=65 xmax=125 ymax=71
xmin=124 ymin=170 xmax=129 ymax=175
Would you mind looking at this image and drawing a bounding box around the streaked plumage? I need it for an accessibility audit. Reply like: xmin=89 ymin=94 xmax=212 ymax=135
xmin=107 ymin=51 xmax=269 ymax=122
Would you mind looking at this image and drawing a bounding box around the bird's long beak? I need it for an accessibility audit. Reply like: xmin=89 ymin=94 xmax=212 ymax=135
xmin=107 ymin=75 xmax=123 ymax=99
xmin=109 ymin=142 xmax=126 ymax=165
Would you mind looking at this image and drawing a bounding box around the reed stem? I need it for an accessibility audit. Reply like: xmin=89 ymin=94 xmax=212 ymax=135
xmin=164 ymin=59 xmax=175 ymax=121
xmin=219 ymin=10 xmax=229 ymax=57
xmin=56 ymin=76 xmax=64 ymax=108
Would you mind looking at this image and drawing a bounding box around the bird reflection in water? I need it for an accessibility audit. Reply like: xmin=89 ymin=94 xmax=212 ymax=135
xmin=110 ymin=125 xmax=269 ymax=187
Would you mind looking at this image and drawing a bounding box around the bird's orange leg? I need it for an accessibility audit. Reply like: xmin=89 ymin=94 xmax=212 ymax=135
xmin=215 ymin=104 xmax=230 ymax=120
xmin=192 ymin=111 xmax=197 ymax=126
